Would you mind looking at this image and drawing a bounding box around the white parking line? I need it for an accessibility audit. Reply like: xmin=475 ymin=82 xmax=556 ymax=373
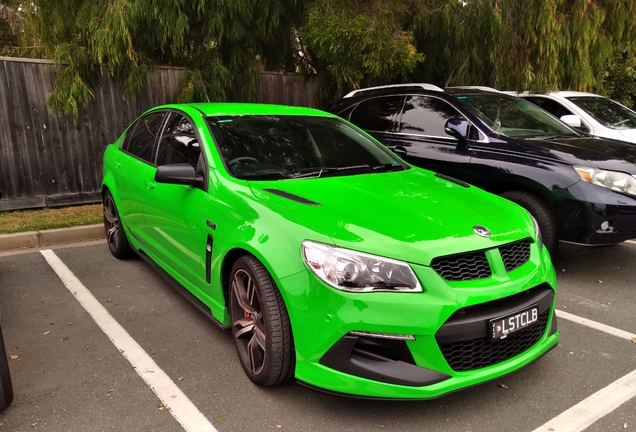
xmin=534 ymin=310 xmax=636 ymax=431
xmin=556 ymin=309 xmax=636 ymax=341
xmin=40 ymin=249 xmax=218 ymax=432
xmin=531 ymin=368 xmax=636 ymax=432
xmin=626 ymin=240 xmax=636 ymax=245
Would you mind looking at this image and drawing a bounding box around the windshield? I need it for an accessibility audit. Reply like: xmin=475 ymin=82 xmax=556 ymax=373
xmin=566 ymin=96 xmax=636 ymax=130
xmin=207 ymin=115 xmax=405 ymax=180
xmin=457 ymin=94 xmax=578 ymax=138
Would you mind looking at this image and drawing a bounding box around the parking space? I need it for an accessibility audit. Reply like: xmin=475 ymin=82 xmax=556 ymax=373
xmin=0 ymin=242 xmax=634 ymax=431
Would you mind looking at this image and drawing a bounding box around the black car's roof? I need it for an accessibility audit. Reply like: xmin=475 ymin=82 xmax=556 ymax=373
xmin=443 ymin=88 xmax=503 ymax=96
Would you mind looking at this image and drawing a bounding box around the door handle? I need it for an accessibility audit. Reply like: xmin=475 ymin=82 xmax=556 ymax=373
xmin=145 ymin=179 xmax=156 ymax=190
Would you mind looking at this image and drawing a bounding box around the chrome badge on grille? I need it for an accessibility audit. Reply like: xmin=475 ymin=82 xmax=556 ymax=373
xmin=473 ymin=226 xmax=491 ymax=238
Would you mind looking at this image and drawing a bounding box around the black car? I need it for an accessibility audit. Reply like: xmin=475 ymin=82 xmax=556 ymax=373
xmin=0 ymin=190 xmax=13 ymax=411
xmin=329 ymin=84 xmax=636 ymax=255
xmin=0 ymin=309 xmax=12 ymax=411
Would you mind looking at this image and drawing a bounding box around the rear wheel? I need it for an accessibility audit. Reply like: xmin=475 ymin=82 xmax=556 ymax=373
xmin=0 ymin=322 xmax=14 ymax=410
xmin=501 ymin=191 xmax=558 ymax=256
xmin=103 ymin=191 xmax=132 ymax=259
xmin=229 ymin=255 xmax=295 ymax=386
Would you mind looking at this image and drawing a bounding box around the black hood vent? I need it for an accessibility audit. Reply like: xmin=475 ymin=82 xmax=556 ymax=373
xmin=263 ymin=189 xmax=322 ymax=206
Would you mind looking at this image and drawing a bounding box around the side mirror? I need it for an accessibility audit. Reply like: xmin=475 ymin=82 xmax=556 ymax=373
xmin=560 ymin=114 xmax=582 ymax=128
xmin=444 ymin=118 xmax=470 ymax=140
xmin=155 ymin=163 xmax=203 ymax=187
xmin=445 ymin=118 xmax=471 ymax=150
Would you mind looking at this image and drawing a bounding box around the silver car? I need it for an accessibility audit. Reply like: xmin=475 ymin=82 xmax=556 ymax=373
xmin=519 ymin=91 xmax=636 ymax=144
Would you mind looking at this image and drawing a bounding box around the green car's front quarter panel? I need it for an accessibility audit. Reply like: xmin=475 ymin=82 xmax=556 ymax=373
xmin=277 ymin=244 xmax=556 ymax=399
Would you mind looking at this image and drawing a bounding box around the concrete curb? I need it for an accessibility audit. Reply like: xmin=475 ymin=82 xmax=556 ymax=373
xmin=0 ymin=224 xmax=105 ymax=251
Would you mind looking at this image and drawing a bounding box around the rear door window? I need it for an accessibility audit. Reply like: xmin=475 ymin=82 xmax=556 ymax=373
xmin=524 ymin=97 xmax=573 ymax=118
xmin=123 ymin=111 xmax=166 ymax=163
xmin=348 ymin=96 xmax=402 ymax=132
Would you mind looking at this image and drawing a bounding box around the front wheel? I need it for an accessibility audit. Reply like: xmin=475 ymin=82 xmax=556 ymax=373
xmin=0 ymin=321 xmax=14 ymax=410
xmin=229 ymin=255 xmax=295 ymax=386
xmin=501 ymin=191 xmax=558 ymax=256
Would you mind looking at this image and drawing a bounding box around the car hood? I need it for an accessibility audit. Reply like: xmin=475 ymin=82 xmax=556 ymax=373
xmin=518 ymin=136 xmax=636 ymax=174
xmin=248 ymin=169 xmax=532 ymax=265
xmin=619 ymin=129 xmax=636 ymax=141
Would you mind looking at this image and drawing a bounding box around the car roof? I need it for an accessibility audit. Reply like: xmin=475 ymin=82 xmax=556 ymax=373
xmin=151 ymin=102 xmax=334 ymax=118
xmin=343 ymin=83 xmax=444 ymax=98
xmin=444 ymin=87 xmax=508 ymax=96
xmin=550 ymin=91 xmax=604 ymax=98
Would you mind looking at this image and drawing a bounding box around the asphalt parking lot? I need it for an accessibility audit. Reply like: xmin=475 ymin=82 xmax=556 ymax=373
xmin=0 ymin=241 xmax=634 ymax=432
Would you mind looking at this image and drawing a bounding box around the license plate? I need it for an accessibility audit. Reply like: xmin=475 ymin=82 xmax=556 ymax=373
xmin=490 ymin=306 xmax=539 ymax=341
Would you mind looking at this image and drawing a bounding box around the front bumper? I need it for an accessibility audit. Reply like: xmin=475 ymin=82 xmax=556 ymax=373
xmin=276 ymin=242 xmax=557 ymax=399
xmin=556 ymin=181 xmax=636 ymax=245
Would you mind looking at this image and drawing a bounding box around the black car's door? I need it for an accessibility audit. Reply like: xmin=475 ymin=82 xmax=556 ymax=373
xmin=346 ymin=95 xmax=402 ymax=146
xmin=388 ymin=95 xmax=476 ymax=179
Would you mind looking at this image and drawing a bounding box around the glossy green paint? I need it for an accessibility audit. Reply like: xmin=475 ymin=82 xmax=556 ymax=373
xmin=102 ymin=102 xmax=558 ymax=399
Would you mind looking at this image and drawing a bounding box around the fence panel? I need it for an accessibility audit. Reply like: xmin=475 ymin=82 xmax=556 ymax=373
xmin=0 ymin=58 xmax=320 ymax=211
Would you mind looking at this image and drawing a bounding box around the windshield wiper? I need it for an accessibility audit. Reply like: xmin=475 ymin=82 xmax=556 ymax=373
xmin=290 ymin=164 xmax=372 ymax=179
xmin=528 ymin=134 xmax=575 ymax=140
xmin=372 ymin=162 xmax=404 ymax=172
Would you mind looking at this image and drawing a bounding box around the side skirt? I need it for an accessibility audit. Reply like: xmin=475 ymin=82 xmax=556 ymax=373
xmin=133 ymin=248 xmax=228 ymax=330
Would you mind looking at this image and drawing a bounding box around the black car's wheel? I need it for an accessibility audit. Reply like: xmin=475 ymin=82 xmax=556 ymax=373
xmin=501 ymin=191 xmax=558 ymax=256
xmin=103 ymin=191 xmax=132 ymax=259
xmin=0 ymin=322 xmax=14 ymax=410
xmin=229 ymin=255 xmax=294 ymax=386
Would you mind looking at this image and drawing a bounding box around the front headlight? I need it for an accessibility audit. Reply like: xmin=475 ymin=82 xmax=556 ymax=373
xmin=526 ymin=211 xmax=543 ymax=251
xmin=574 ymin=165 xmax=636 ymax=195
xmin=301 ymin=241 xmax=422 ymax=293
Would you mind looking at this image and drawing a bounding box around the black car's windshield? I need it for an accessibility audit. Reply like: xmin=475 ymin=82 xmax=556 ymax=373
xmin=207 ymin=115 xmax=405 ymax=180
xmin=566 ymin=96 xmax=636 ymax=130
xmin=457 ymin=94 xmax=578 ymax=138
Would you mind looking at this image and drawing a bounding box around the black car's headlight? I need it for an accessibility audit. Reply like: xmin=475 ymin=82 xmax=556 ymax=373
xmin=301 ymin=241 xmax=422 ymax=293
xmin=574 ymin=165 xmax=636 ymax=195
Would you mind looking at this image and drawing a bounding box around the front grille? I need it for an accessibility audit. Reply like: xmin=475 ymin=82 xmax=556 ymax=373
xmin=431 ymin=251 xmax=491 ymax=281
xmin=500 ymin=239 xmax=531 ymax=272
xmin=438 ymin=309 xmax=549 ymax=372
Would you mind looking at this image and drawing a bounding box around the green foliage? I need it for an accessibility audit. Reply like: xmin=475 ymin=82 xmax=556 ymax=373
xmin=6 ymin=0 xmax=636 ymax=117
xmin=302 ymin=0 xmax=424 ymax=95
xmin=604 ymin=43 xmax=636 ymax=109
xmin=410 ymin=0 xmax=636 ymax=93
xmin=46 ymin=43 xmax=96 ymax=120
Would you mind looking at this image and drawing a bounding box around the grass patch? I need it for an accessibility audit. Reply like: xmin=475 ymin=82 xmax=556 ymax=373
xmin=0 ymin=204 xmax=103 ymax=234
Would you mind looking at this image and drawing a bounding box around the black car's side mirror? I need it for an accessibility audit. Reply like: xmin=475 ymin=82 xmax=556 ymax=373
xmin=155 ymin=163 xmax=204 ymax=187
xmin=444 ymin=118 xmax=471 ymax=150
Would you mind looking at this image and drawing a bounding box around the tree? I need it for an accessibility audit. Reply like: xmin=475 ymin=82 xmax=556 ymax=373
xmin=409 ymin=0 xmax=636 ymax=93
xmin=604 ymin=43 xmax=636 ymax=109
xmin=301 ymin=0 xmax=423 ymax=101
xmin=6 ymin=0 xmax=423 ymax=118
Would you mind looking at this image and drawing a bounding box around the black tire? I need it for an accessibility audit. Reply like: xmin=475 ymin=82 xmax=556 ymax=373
xmin=103 ymin=191 xmax=132 ymax=259
xmin=228 ymin=255 xmax=295 ymax=386
xmin=501 ymin=191 xmax=558 ymax=256
xmin=0 ymin=323 xmax=14 ymax=410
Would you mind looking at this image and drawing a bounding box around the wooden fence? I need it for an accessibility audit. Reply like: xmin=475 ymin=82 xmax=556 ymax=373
xmin=0 ymin=57 xmax=321 ymax=211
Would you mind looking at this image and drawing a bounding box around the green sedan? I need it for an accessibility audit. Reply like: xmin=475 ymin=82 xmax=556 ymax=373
xmin=101 ymin=103 xmax=558 ymax=399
